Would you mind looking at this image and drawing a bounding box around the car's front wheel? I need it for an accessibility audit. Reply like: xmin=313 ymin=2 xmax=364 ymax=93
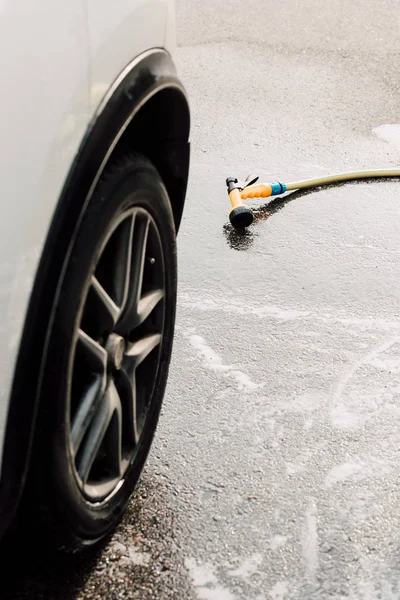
xmin=27 ymin=153 xmax=177 ymax=551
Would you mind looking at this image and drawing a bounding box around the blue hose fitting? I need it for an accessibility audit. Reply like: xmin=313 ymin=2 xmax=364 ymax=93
xmin=270 ymin=182 xmax=287 ymax=196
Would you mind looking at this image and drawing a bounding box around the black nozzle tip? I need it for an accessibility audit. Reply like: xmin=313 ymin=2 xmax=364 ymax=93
xmin=229 ymin=206 xmax=254 ymax=229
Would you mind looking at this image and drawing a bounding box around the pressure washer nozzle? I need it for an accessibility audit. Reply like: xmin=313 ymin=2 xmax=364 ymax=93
xmin=229 ymin=206 xmax=254 ymax=228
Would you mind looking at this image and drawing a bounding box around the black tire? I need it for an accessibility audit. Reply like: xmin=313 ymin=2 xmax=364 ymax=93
xmin=26 ymin=153 xmax=177 ymax=552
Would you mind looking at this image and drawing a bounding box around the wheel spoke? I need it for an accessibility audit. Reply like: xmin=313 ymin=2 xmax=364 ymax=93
xmin=76 ymin=380 xmax=122 ymax=484
xmin=91 ymin=276 xmax=120 ymax=327
xmin=113 ymin=215 xmax=134 ymax=312
xmin=125 ymin=334 xmax=162 ymax=367
xmin=116 ymin=215 xmax=150 ymax=333
xmin=71 ymin=374 xmax=105 ymax=452
xmin=78 ymin=329 xmax=107 ymax=371
xmin=137 ymin=289 xmax=164 ymax=326
xmin=118 ymin=367 xmax=140 ymax=444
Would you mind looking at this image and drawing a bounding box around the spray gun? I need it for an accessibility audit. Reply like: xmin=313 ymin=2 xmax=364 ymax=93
xmin=226 ymin=169 xmax=400 ymax=228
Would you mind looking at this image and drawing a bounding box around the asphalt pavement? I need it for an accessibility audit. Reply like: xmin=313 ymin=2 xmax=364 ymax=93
xmin=4 ymin=0 xmax=400 ymax=598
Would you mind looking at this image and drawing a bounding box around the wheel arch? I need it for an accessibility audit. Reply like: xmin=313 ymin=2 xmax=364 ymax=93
xmin=113 ymin=83 xmax=190 ymax=232
xmin=0 ymin=48 xmax=190 ymax=538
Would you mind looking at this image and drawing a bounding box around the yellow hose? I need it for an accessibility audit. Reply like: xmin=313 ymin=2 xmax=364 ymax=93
xmin=285 ymin=169 xmax=400 ymax=191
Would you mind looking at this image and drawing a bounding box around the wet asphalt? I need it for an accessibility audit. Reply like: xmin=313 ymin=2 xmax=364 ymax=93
xmin=3 ymin=0 xmax=400 ymax=598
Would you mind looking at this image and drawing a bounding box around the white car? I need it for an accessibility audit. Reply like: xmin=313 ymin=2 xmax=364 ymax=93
xmin=0 ymin=0 xmax=190 ymax=552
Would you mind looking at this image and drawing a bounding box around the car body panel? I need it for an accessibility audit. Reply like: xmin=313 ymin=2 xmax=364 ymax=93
xmin=86 ymin=0 xmax=174 ymax=111
xmin=0 ymin=0 xmax=89 ymax=471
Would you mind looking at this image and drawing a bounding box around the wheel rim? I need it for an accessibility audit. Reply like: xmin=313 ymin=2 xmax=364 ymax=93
xmin=68 ymin=207 xmax=165 ymax=502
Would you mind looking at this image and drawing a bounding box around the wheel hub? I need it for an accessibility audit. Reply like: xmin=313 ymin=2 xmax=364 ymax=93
xmin=105 ymin=333 xmax=125 ymax=371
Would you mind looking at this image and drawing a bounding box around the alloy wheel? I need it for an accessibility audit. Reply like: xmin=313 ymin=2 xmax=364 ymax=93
xmin=68 ymin=207 xmax=165 ymax=502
